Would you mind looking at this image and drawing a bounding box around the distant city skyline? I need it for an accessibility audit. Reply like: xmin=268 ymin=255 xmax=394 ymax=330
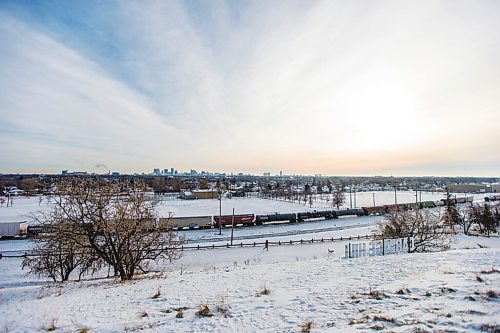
xmin=1 ymin=1 xmax=499 ymax=177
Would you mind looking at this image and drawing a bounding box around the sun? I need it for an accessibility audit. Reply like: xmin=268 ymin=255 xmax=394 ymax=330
xmin=344 ymin=82 xmax=418 ymax=152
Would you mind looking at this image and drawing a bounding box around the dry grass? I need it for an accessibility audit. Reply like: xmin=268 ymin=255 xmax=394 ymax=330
xmin=348 ymin=315 xmax=369 ymax=325
xmin=299 ymin=320 xmax=315 ymax=333
xmin=46 ymin=319 xmax=57 ymax=332
xmin=258 ymin=285 xmax=271 ymax=296
xmin=173 ymin=306 xmax=189 ymax=311
xmin=216 ymin=296 xmax=231 ymax=318
xmin=78 ymin=328 xmax=90 ymax=333
xmin=476 ymin=275 xmax=484 ymax=283
xmin=485 ymin=290 xmax=497 ymax=298
xmin=176 ymin=309 xmax=184 ymax=319
xmin=196 ymin=304 xmax=213 ymax=317
xmin=152 ymin=286 xmax=161 ymax=299
xmin=481 ymin=268 xmax=500 ymax=274
xmin=439 ymin=287 xmax=456 ymax=294
xmin=395 ymin=287 xmax=411 ymax=295
xmin=372 ymin=315 xmax=395 ymax=323
xmin=366 ymin=288 xmax=388 ymax=300
xmin=479 ymin=323 xmax=500 ymax=332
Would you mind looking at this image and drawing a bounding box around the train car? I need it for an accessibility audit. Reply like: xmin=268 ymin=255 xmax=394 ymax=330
xmin=213 ymin=214 xmax=255 ymax=227
xmin=420 ymin=201 xmax=437 ymax=208
xmin=384 ymin=204 xmax=407 ymax=212
xmin=297 ymin=212 xmax=310 ymax=222
xmin=334 ymin=208 xmax=365 ymax=217
xmin=485 ymin=195 xmax=500 ymax=202
xmin=255 ymin=213 xmax=296 ymax=225
xmin=434 ymin=200 xmax=445 ymax=207
xmin=297 ymin=210 xmax=336 ymax=221
xmin=362 ymin=206 xmax=387 ymax=215
xmin=27 ymin=224 xmax=52 ymax=236
xmin=405 ymin=202 xmax=421 ymax=210
xmin=1 ymin=222 xmax=27 ymax=238
xmin=159 ymin=216 xmax=213 ymax=230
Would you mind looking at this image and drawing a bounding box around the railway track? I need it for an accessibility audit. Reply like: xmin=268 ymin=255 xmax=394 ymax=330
xmin=183 ymin=221 xmax=374 ymax=244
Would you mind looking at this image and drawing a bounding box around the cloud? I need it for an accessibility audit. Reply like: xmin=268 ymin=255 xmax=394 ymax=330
xmin=1 ymin=0 xmax=499 ymax=175
xmin=0 ymin=13 xmax=181 ymax=173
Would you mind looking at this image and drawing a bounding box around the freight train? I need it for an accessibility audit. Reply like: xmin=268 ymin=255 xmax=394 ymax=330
xmin=122 ymin=198 xmax=476 ymax=230
xmin=19 ymin=196 xmax=483 ymax=237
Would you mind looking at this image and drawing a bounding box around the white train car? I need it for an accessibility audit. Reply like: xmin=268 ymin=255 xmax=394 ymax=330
xmin=0 ymin=222 xmax=27 ymax=238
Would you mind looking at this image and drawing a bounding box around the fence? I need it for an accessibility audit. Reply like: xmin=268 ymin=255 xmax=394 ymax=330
xmin=344 ymin=237 xmax=415 ymax=259
xmin=1 ymin=234 xmax=375 ymax=258
xmin=1 ymin=231 xmax=498 ymax=259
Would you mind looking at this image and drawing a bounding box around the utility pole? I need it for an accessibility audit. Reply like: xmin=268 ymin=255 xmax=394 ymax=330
xmin=349 ymin=185 xmax=352 ymax=209
xmin=218 ymin=189 xmax=222 ymax=235
xmin=372 ymin=193 xmax=376 ymax=206
xmin=230 ymin=208 xmax=235 ymax=245
xmin=354 ymin=187 xmax=357 ymax=208
xmin=394 ymin=185 xmax=398 ymax=205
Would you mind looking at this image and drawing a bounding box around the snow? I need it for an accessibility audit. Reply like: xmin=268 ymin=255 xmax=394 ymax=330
xmin=0 ymin=190 xmax=461 ymax=222
xmin=1 ymin=234 xmax=499 ymax=332
xmin=0 ymin=195 xmax=498 ymax=332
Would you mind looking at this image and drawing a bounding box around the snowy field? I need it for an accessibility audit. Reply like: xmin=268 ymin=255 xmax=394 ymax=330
xmin=0 ymin=190 xmax=478 ymax=223
xmin=1 ymin=193 xmax=498 ymax=332
xmin=0 ymin=235 xmax=499 ymax=332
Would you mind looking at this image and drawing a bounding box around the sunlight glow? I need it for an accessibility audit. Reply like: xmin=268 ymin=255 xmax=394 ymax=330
xmin=344 ymin=82 xmax=418 ymax=152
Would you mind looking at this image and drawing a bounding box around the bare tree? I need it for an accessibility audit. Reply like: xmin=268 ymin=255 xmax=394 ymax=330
xmin=331 ymin=188 xmax=345 ymax=209
xmin=457 ymin=205 xmax=475 ymax=235
xmin=22 ymin=220 xmax=101 ymax=282
xmin=23 ymin=178 xmax=185 ymax=281
xmin=376 ymin=208 xmax=449 ymax=252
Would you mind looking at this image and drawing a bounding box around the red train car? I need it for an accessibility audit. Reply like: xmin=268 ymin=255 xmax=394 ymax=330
xmin=213 ymin=214 xmax=255 ymax=227
xmin=384 ymin=204 xmax=407 ymax=212
xmin=362 ymin=206 xmax=387 ymax=215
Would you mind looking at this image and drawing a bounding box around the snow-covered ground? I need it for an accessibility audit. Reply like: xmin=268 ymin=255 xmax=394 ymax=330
xmin=0 ymin=190 xmax=477 ymax=223
xmin=1 ymin=194 xmax=498 ymax=332
xmin=0 ymin=234 xmax=499 ymax=332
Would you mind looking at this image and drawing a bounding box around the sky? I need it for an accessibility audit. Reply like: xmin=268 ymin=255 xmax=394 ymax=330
xmin=0 ymin=0 xmax=499 ymax=177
